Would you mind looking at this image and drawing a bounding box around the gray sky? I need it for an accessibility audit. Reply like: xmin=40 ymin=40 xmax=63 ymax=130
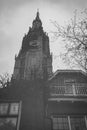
xmin=0 ymin=0 xmax=87 ymax=74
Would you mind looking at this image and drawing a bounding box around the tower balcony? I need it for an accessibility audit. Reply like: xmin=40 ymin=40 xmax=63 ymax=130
xmin=49 ymin=83 xmax=87 ymax=97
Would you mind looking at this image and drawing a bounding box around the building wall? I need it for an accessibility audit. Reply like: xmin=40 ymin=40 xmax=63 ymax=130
xmin=24 ymin=36 xmax=43 ymax=80
xmin=0 ymin=80 xmax=46 ymax=130
xmin=46 ymin=71 xmax=87 ymax=130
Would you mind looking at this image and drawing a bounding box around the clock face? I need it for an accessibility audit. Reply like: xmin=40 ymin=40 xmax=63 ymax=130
xmin=30 ymin=40 xmax=40 ymax=47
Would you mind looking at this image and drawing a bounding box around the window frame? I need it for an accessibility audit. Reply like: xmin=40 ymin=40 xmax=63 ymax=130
xmin=0 ymin=100 xmax=22 ymax=130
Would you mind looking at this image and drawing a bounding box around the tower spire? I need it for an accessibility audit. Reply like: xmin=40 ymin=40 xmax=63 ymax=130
xmin=32 ymin=9 xmax=42 ymax=29
xmin=37 ymin=8 xmax=39 ymax=12
xmin=36 ymin=8 xmax=40 ymax=20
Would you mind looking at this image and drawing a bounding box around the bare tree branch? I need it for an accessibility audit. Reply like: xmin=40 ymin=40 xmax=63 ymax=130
xmin=52 ymin=9 xmax=87 ymax=72
xmin=0 ymin=73 xmax=11 ymax=88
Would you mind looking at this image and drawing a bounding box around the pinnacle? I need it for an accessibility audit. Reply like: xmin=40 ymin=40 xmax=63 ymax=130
xmin=36 ymin=9 xmax=40 ymax=20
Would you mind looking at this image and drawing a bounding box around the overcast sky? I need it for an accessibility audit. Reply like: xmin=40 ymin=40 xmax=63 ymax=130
xmin=0 ymin=0 xmax=87 ymax=75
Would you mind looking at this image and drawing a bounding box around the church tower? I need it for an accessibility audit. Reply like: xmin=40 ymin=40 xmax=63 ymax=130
xmin=13 ymin=11 xmax=52 ymax=80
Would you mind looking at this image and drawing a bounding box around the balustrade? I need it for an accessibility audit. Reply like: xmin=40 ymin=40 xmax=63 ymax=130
xmin=50 ymin=83 xmax=87 ymax=96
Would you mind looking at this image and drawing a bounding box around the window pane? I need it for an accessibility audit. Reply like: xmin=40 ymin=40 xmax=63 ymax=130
xmin=0 ymin=103 xmax=9 ymax=115
xmin=70 ymin=116 xmax=86 ymax=130
xmin=0 ymin=117 xmax=17 ymax=130
xmin=10 ymin=103 xmax=19 ymax=115
xmin=53 ymin=116 xmax=69 ymax=130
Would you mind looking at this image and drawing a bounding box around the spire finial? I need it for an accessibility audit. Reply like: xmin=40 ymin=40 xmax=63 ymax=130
xmin=32 ymin=9 xmax=42 ymax=29
xmin=37 ymin=8 xmax=39 ymax=13
xmin=36 ymin=8 xmax=40 ymax=20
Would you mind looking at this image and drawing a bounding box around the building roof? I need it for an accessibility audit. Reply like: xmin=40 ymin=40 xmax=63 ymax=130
xmin=48 ymin=69 xmax=87 ymax=81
